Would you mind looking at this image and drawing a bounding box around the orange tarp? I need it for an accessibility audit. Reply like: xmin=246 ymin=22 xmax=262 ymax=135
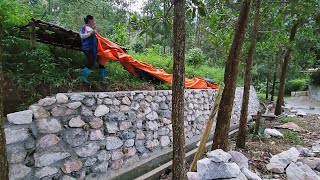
xmin=96 ymin=33 xmax=218 ymax=89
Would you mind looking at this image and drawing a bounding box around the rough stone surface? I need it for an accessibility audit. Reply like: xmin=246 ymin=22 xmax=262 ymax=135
xmin=160 ymin=136 xmax=170 ymax=147
xmin=62 ymin=175 xmax=77 ymax=180
xmin=187 ymin=172 xmax=200 ymax=180
xmin=36 ymin=118 xmax=62 ymax=134
xmin=264 ymin=128 xmax=283 ymax=138
xmin=207 ymin=149 xmax=232 ymax=162
xmin=51 ymin=106 xmax=77 ymax=117
xmin=229 ymin=151 xmax=249 ymax=169
xmin=84 ymin=157 xmax=97 ymax=167
xmin=97 ymin=150 xmax=110 ymax=162
xmin=266 ymin=163 xmax=285 ymax=173
xmin=241 ymin=167 xmax=262 ymax=180
xmin=106 ymin=137 xmax=123 ymax=150
xmin=61 ymin=160 xmax=83 ymax=173
xmin=106 ymin=121 xmax=119 ymax=133
xmin=124 ymin=147 xmax=137 ymax=157
xmin=136 ymin=130 xmax=145 ymax=140
xmin=64 ymin=128 xmax=88 ymax=147
xmin=197 ymin=158 xmax=241 ymax=179
xmin=286 ymin=162 xmax=315 ymax=180
xmin=9 ymin=164 xmax=31 ymax=180
xmin=56 ymin=93 xmax=68 ymax=103
xmin=5 ymin=127 xmax=30 ymax=144
xmin=146 ymin=111 xmax=159 ymax=120
xmin=94 ymin=105 xmax=110 ymax=117
xmin=120 ymin=121 xmax=132 ymax=130
xmin=38 ymin=97 xmax=56 ymax=106
xmin=34 ymin=151 xmax=70 ymax=167
xmin=70 ymin=94 xmax=85 ymax=101
xmin=35 ymin=166 xmax=59 ymax=178
xmin=37 ymin=134 xmax=60 ymax=148
xmin=69 ymin=116 xmax=85 ymax=127
xmin=269 ymin=147 xmax=300 ymax=168
xmin=7 ymin=145 xmax=27 ymax=163
xmin=30 ymin=105 xmax=50 ymax=119
xmin=125 ymin=139 xmax=135 ymax=147
xmin=90 ymin=129 xmax=105 ymax=140
xmin=89 ymin=118 xmax=103 ymax=129
xmin=112 ymin=150 xmax=124 ymax=161
xmin=298 ymin=157 xmax=320 ymax=169
xmin=146 ymin=121 xmax=159 ymax=130
xmin=7 ymin=110 xmax=33 ymax=124
xmin=67 ymin=102 xmax=82 ymax=109
xmin=76 ymin=143 xmax=100 ymax=157
xmin=93 ymin=162 xmax=109 ymax=173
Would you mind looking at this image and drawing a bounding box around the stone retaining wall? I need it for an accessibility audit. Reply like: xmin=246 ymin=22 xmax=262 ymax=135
xmin=5 ymin=87 xmax=259 ymax=180
xmin=309 ymin=85 xmax=320 ymax=101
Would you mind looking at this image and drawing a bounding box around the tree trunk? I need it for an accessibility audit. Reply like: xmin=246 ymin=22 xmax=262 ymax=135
xmin=212 ymin=0 xmax=251 ymax=151
xmin=0 ymin=20 xmax=9 ymax=180
xmin=275 ymin=22 xmax=300 ymax=115
xmin=254 ymin=111 xmax=262 ymax=136
xmin=172 ymin=0 xmax=186 ymax=179
xmin=266 ymin=75 xmax=269 ymax=100
xmin=236 ymin=0 xmax=261 ymax=149
xmin=270 ymin=61 xmax=278 ymax=101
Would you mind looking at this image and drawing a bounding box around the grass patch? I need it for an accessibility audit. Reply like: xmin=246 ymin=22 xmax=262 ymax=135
xmin=279 ymin=116 xmax=304 ymax=127
xmin=281 ymin=130 xmax=302 ymax=145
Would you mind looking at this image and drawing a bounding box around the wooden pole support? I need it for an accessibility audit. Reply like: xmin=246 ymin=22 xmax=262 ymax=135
xmin=254 ymin=111 xmax=262 ymax=136
xmin=189 ymin=83 xmax=225 ymax=172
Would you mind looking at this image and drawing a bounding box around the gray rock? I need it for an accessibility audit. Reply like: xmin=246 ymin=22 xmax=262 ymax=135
xmin=158 ymin=110 xmax=171 ymax=119
xmin=151 ymin=102 xmax=159 ymax=111
xmin=124 ymin=147 xmax=136 ymax=157
xmin=67 ymin=102 xmax=82 ymax=109
xmin=266 ymin=163 xmax=284 ymax=173
xmin=158 ymin=127 xmax=170 ymax=136
xmin=81 ymin=106 xmax=93 ymax=116
xmin=160 ymin=136 xmax=170 ymax=147
xmin=113 ymin=99 xmax=121 ymax=106
xmin=145 ymin=95 xmax=153 ymax=102
xmin=136 ymin=129 xmax=145 ymax=140
xmin=160 ymin=103 xmax=169 ymax=110
xmin=264 ymin=128 xmax=283 ymax=138
xmin=269 ymin=147 xmax=300 ymax=168
xmin=97 ymin=150 xmax=110 ymax=162
xmin=122 ymin=96 xmax=131 ymax=105
xmin=76 ymin=143 xmax=100 ymax=157
xmin=35 ymin=166 xmax=59 ymax=178
xmin=9 ymin=164 xmax=31 ymax=180
xmin=312 ymin=144 xmax=320 ymax=153
xmin=7 ymin=110 xmax=33 ymax=124
xmin=89 ymin=118 xmax=103 ymax=129
xmin=122 ymin=130 xmax=135 ymax=139
xmin=241 ymin=167 xmax=261 ymax=180
xmin=70 ymin=94 xmax=85 ymax=101
xmin=29 ymin=105 xmax=50 ymax=119
xmin=136 ymin=146 xmax=147 ymax=153
xmin=56 ymin=93 xmax=68 ymax=103
xmin=98 ymin=93 xmax=109 ymax=98
xmin=146 ymin=139 xmax=159 ymax=149
xmin=197 ymin=158 xmax=241 ymax=179
xmin=106 ymin=137 xmax=123 ymax=150
xmin=207 ymin=149 xmax=232 ymax=163
xmin=111 ymin=159 xmax=124 ymax=170
xmin=103 ymin=98 xmax=113 ymax=105
xmin=36 ymin=118 xmax=62 ymax=134
xmin=83 ymin=98 xmax=96 ymax=106
xmin=69 ymin=116 xmax=85 ymax=127
xmin=84 ymin=157 xmax=97 ymax=167
xmin=64 ymin=128 xmax=88 ymax=147
xmin=7 ymin=145 xmax=27 ymax=163
xmin=93 ymin=162 xmax=109 ymax=173
xmin=34 ymin=151 xmax=70 ymax=167
xmin=62 ymin=175 xmax=77 ymax=180
xmin=161 ymin=118 xmax=171 ymax=124
xmin=286 ymin=163 xmax=311 ymax=180
xmin=120 ymin=121 xmax=132 ymax=130
xmin=61 ymin=160 xmax=83 ymax=173
xmin=187 ymin=172 xmax=201 ymax=180
xmin=136 ymin=120 xmax=143 ymax=129
xmin=106 ymin=121 xmax=119 ymax=134
xmin=90 ymin=129 xmax=105 ymax=140
xmin=94 ymin=105 xmax=110 ymax=117
xmin=38 ymin=97 xmax=56 ymax=106
xmin=146 ymin=121 xmax=159 ymax=130
xmin=51 ymin=107 xmax=77 ymax=117
xmin=120 ymin=105 xmax=130 ymax=112
xmin=37 ymin=134 xmax=60 ymax=148
xmin=299 ymin=164 xmax=320 ymax=179
xmin=297 ymin=146 xmax=316 ymax=157
xmin=124 ymin=155 xmax=140 ymax=167
xmin=297 ymin=110 xmax=307 ymax=117
xmin=125 ymin=139 xmax=135 ymax=147
xmin=5 ymin=127 xmax=30 ymax=145
xmin=298 ymin=157 xmax=320 ymax=169
xmin=131 ymin=102 xmax=140 ymax=111
xmin=112 ymin=150 xmax=124 ymax=160
xmin=228 ymin=151 xmax=249 ymax=169
xmin=107 ymin=112 xmax=126 ymax=121
xmin=146 ymin=111 xmax=159 ymax=121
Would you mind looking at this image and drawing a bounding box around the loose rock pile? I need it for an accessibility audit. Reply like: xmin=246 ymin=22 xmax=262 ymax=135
xmin=187 ymin=149 xmax=261 ymax=180
xmin=266 ymin=146 xmax=320 ymax=180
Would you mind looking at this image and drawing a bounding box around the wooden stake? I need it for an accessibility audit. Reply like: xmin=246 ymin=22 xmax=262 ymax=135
xmin=189 ymin=83 xmax=225 ymax=172
xmin=254 ymin=111 xmax=262 ymax=136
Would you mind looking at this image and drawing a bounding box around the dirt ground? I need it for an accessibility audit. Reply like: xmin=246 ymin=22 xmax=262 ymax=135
xmin=160 ymin=99 xmax=320 ymax=180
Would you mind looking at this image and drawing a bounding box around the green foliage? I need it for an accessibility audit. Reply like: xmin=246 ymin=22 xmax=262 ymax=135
xmin=0 ymin=0 xmax=32 ymax=28
xmin=279 ymin=116 xmax=304 ymax=127
xmin=186 ymin=47 xmax=206 ymax=66
xmin=108 ymin=22 xmax=129 ymax=46
xmin=310 ymin=70 xmax=320 ymax=86
xmin=282 ymin=130 xmax=302 ymax=145
xmin=285 ymin=78 xmax=308 ymax=94
xmin=131 ymin=41 xmax=145 ymax=54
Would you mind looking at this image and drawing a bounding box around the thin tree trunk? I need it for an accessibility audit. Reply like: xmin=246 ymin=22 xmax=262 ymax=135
xmin=270 ymin=61 xmax=278 ymax=101
xmin=212 ymin=0 xmax=251 ymax=151
xmin=0 ymin=20 xmax=9 ymax=180
xmin=266 ymin=75 xmax=269 ymax=100
xmin=254 ymin=111 xmax=262 ymax=136
xmin=275 ymin=22 xmax=300 ymax=115
xmin=236 ymin=0 xmax=261 ymax=149
xmin=172 ymin=0 xmax=186 ymax=179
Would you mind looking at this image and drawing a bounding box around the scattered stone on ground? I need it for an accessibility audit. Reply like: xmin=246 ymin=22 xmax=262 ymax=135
xmin=276 ymin=122 xmax=303 ymax=132
xmin=264 ymin=128 xmax=283 ymax=138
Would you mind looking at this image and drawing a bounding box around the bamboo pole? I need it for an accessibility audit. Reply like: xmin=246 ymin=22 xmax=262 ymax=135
xmin=189 ymin=83 xmax=225 ymax=172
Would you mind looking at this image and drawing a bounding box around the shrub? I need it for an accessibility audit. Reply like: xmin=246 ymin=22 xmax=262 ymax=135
xmin=285 ymin=78 xmax=308 ymax=94
xmin=186 ymin=47 xmax=206 ymax=66
xmin=310 ymin=70 xmax=320 ymax=86
xmin=131 ymin=41 xmax=145 ymax=53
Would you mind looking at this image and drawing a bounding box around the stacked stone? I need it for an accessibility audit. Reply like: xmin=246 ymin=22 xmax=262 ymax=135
xmin=5 ymin=88 xmax=260 ymax=179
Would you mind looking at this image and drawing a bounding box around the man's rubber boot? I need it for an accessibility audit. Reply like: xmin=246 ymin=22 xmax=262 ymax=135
xmin=99 ymin=68 xmax=107 ymax=81
xmin=81 ymin=67 xmax=91 ymax=83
